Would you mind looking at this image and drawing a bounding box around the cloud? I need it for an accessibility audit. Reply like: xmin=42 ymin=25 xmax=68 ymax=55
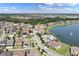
xmin=44 ymin=3 xmax=78 ymax=6
xmin=44 ymin=3 xmax=65 ymax=6
xmin=44 ymin=3 xmax=55 ymax=6
xmin=10 ymin=7 xmax=16 ymax=9
xmin=1 ymin=6 xmax=8 ymax=9
xmin=0 ymin=6 xmax=16 ymax=10
xmin=68 ymin=3 xmax=78 ymax=6
xmin=57 ymin=4 xmax=64 ymax=6
xmin=0 ymin=6 xmax=18 ymax=13
xmin=0 ymin=4 xmax=79 ymax=13
xmin=38 ymin=4 xmax=79 ymax=13
xmin=44 ymin=3 xmax=64 ymax=7
xmin=38 ymin=5 xmax=43 ymax=8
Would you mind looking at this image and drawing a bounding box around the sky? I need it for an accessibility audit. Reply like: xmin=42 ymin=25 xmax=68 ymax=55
xmin=0 ymin=3 xmax=79 ymax=14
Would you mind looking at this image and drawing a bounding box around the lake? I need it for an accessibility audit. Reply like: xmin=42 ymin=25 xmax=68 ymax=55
xmin=50 ymin=24 xmax=79 ymax=47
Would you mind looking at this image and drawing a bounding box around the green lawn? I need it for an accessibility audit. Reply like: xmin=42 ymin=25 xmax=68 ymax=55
xmin=13 ymin=46 xmax=24 ymax=49
xmin=49 ymin=44 xmax=70 ymax=56
xmin=28 ymin=35 xmax=32 ymax=39
xmin=46 ymin=26 xmax=55 ymax=33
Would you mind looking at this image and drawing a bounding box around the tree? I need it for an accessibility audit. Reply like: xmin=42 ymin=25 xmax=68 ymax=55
xmin=25 ymin=51 xmax=27 ymax=56
xmin=0 ymin=49 xmax=3 ymax=54
xmin=32 ymin=43 xmax=34 ymax=47
xmin=41 ymin=40 xmax=45 ymax=44
xmin=40 ymin=49 xmax=46 ymax=55
xmin=5 ymin=36 xmax=10 ymax=40
xmin=37 ymin=33 xmax=41 ymax=37
xmin=13 ymin=35 xmax=16 ymax=48
xmin=37 ymin=47 xmax=40 ymax=51
xmin=6 ymin=49 xmax=9 ymax=52
xmin=42 ymin=49 xmax=45 ymax=53
xmin=21 ymin=41 xmax=24 ymax=48
xmin=41 ymin=50 xmax=43 ymax=55
xmin=17 ymin=29 xmax=22 ymax=37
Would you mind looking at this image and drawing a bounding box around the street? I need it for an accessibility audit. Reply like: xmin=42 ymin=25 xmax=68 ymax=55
xmin=32 ymin=31 xmax=62 ymax=56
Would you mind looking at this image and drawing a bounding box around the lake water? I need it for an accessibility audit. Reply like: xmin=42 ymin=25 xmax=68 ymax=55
xmin=50 ymin=24 xmax=79 ymax=47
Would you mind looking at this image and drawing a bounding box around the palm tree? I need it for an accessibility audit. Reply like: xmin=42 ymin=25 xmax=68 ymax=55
xmin=21 ymin=41 xmax=24 ymax=48
xmin=13 ymin=36 xmax=15 ymax=48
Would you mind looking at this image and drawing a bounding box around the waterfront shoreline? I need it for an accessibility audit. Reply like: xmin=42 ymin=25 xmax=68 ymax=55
xmin=46 ymin=23 xmax=71 ymax=56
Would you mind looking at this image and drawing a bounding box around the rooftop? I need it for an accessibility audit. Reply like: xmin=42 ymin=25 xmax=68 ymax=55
xmin=48 ymin=39 xmax=61 ymax=48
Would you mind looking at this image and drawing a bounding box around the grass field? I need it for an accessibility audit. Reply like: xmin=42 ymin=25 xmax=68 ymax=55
xmin=49 ymin=43 xmax=70 ymax=56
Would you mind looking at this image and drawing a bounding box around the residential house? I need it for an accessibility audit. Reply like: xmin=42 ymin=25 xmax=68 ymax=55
xmin=48 ymin=39 xmax=61 ymax=49
xmin=13 ymin=50 xmax=25 ymax=56
xmin=0 ymin=51 xmax=13 ymax=56
xmin=15 ymin=39 xmax=23 ymax=46
xmin=22 ymin=28 xmax=32 ymax=35
xmin=5 ymin=27 xmax=16 ymax=34
xmin=71 ymin=47 xmax=79 ymax=56
xmin=41 ymin=35 xmax=57 ymax=43
xmin=25 ymin=49 xmax=40 ymax=56
xmin=6 ymin=39 xmax=14 ymax=49
xmin=0 ymin=40 xmax=7 ymax=47
xmin=35 ymin=24 xmax=47 ymax=34
xmin=23 ymin=39 xmax=30 ymax=48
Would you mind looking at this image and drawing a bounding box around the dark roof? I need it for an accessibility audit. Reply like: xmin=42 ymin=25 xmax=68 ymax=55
xmin=0 ymin=40 xmax=7 ymax=46
xmin=0 ymin=51 xmax=13 ymax=56
xmin=0 ymin=40 xmax=6 ymax=44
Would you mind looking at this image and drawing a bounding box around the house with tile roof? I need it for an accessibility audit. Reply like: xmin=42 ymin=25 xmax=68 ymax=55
xmin=48 ymin=39 xmax=61 ymax=49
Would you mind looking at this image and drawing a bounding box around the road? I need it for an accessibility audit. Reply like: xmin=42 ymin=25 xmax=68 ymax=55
xmin=32 ymin=32 xmax=62 ymax=56
xmin=0 ymin=28 xmax=62 ymax=56
xmin=0 ymin=29 xmax=5 ymax=40
xmin=8 ymin=47 xmax=37 ymax=51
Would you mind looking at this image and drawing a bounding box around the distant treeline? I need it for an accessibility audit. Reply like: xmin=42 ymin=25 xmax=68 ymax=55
xmin=0 ymin=16 xmax=79 ymax=25
xmin=0 ymin=17 xmax=27 ymax=23
xmin=25 ymin=17 xmax=64 ymax=25
xmin=65 ymin=18 xmax=79 ymax=20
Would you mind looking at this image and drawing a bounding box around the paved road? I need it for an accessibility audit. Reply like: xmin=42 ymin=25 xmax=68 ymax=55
xmin=0 ymin=29 xmax=5 ymax=40
xmin=9 ymin=47 xmax=37 ymax=51
xmin=32 ymin=32 xmax=62 ymax=56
